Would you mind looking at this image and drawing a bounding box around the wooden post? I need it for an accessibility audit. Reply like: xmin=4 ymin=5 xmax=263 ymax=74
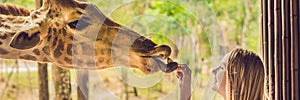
xmin=261 ymin=0 xmax=299 ymax=99
xmin=274 ymin=0 xmax=283 ymax=99
xmin=267 ymin=0 xmax=275 ymax=99
xmin=290 ymin=0 xmax=299 ymax=99
xmin=261 ymin=0 xmax=271 ymax=99
xmin=281 ymin=0 xmax=291 ymax=99
xmin=36 ymin=0 xmax=49 ymax=100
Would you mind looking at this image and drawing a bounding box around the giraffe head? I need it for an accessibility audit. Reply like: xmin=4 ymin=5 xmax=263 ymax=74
xmin=8 ymin=0 xmax=178 ymax=74
xmin=9 ymin=0 xmax=90 ymax=49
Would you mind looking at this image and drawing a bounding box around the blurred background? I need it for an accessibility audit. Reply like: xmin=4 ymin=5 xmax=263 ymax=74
xmin=0 ymin=0 xmax=260 ymax=100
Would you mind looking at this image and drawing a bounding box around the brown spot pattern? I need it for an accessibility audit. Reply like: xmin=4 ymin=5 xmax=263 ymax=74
xmin=99 ymin=49 xmax=111 ymax=55
xmin=54 ymin=48 xmax=62 ymax=58
xmin=0 ymin=24 xmax=10 ymax=29
xmin=42 ymin=46 xmax=50 ymax=55
xmin=33 ymin=49 xmax=40 ymax=55
xmin=64 ymin=57 xmax=72 ymax=64
xmin=69 ymin=36 xmax=74 ymax=40
xmin=53 ymin=28 xmax=57 ymax=34
xmin=0 ymin=48 xmax=9 ymax=54
xmin=55 ymin=13 xmax=59 ymax=17
xmin=32 ymin=14 xmax=38 ymax=19
xmin=55 ymin=22 xmax=59 ymax=26
xmin=97 ymin=58 xmax=104 ymax=63
xmin=61 ymin=28 xmax=67 ymax=36
xmin=53 ymin=39 xmax=65 ymax=58
xmin=19 ymin=55 xmax=37 ymax=60
xmin=43 ymin=58 xmax=50 ymax=62
xmin=52 ymin=37 xmax=58 ymax=47
xmin=0 ymin=34 xmax=7 ymax=39
xmin=66 ymin=44 xmax=72 ymax=55
xmin=9 ymin=33 xmax=16 ymax=37
xmin=47 ymin=28 xmax=52 ymax=41
xmin=57 ymin=39 xmax=64 ymax=51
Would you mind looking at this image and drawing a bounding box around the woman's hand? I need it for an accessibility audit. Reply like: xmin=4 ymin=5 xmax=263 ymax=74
xmin=177 ymin=64 xmax=192 ymax=85
xmin=176 ymin=64 xmax=191 ymax=100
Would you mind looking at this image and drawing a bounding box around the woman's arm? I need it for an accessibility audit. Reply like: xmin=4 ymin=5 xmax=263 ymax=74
xmin=177 ymin=64 xmax=192 ymax=100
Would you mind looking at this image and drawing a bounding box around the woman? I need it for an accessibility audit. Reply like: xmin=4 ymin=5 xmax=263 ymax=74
xmin=177 ymin=48 xmax=265 ymax=100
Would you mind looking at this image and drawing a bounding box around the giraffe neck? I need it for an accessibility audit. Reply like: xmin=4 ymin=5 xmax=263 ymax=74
xmin=0 ymin=1 xmax=178 ymax=74
xmin=0 ymin=4 xmax=50 ymax=62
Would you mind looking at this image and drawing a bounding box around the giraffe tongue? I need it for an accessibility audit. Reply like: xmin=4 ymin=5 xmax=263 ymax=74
xmin=162 ymin=62 xmax=178 ymax=73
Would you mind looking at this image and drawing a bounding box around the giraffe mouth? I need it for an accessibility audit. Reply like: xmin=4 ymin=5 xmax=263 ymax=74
xmin=131 ymin=40 xmax=178 ymax=73
xmin=143 ymin=55 xmax=178 ymax=73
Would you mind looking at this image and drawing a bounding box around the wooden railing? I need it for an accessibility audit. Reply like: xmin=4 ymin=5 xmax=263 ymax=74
xmin=261 ymin=0 xmax=299 ymax=99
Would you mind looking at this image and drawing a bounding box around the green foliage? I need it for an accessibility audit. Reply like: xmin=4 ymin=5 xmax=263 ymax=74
xmin=0 ymin=0 xmax=34 ymax=9
xmin=207 ymin=0 xmax=260 ymax=53
xmin=147 ymin=1 xmax=190 ymax=24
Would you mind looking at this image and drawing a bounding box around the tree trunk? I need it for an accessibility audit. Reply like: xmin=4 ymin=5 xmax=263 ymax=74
xmin=52 ymin=65 xmax=71 ymax=100
xmin=36 ymin=0 xmax=49 ymax=100
xmin=38 ymin=63 xmax=49 ymax=100
xmin=77 ymin=70 xmax=89 ymax=100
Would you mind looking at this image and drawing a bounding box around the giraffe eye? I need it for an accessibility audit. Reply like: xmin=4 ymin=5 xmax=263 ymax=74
xmin=68 ymin=20 xmax=90 ymax=30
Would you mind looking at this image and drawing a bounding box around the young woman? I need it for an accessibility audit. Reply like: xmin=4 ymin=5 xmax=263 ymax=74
xmin=177 ymin=48 xmax=266 ymax=100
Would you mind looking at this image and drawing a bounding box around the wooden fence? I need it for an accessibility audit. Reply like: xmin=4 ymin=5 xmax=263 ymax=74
xmin=261 ymin=0 xmax=299 ymax=99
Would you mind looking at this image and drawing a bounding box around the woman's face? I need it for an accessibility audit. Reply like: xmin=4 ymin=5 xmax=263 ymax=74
xmin=211 ymin=54 xmax=228 ymax=97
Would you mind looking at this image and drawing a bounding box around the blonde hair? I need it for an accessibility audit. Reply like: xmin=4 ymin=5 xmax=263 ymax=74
xmin=226 ymin=48 xmax=265 ymax=100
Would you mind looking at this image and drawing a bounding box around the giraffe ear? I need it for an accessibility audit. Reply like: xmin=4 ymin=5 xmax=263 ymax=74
xmin=9 ymin=32 xmax=41 ymax=50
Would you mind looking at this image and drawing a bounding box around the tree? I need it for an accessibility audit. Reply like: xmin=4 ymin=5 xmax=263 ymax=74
xmin=36 ymin=0 xmax=49 ymax=100
xmin=52 ymin=65 xmax=72 ymax=100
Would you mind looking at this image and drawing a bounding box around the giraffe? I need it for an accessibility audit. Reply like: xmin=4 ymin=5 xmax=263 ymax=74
xmin=0 ymin=3 xmax=32 ymax=59
xmin=0 ymin=0 xmax=178 ymax=74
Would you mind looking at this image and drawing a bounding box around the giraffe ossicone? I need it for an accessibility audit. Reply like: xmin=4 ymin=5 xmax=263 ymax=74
xmin=0 ymin=0 xmax=178 ymax=74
